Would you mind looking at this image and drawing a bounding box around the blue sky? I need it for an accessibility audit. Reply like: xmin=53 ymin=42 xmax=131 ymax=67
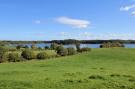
xmin=0 ymin=0 xmax=135 ymax=40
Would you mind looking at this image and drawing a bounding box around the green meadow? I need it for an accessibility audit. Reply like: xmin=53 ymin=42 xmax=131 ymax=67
xmin=0 ymin=48 xmax=135 ymax=89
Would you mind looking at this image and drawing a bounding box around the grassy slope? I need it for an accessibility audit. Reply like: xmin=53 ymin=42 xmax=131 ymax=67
xmin=0 ymin=48 xmax=135 ymax=89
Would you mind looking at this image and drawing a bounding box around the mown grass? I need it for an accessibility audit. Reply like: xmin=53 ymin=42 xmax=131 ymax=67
xmin=0 ymin=48 xmax=135 ymax=89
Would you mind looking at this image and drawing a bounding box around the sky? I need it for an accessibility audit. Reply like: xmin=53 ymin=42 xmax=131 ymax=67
xmin=0 ymin=0 xmax=135 ymax=40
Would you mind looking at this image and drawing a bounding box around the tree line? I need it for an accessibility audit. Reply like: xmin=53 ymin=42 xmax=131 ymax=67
xmin=1 ymin=39 xmax=135 ymax=46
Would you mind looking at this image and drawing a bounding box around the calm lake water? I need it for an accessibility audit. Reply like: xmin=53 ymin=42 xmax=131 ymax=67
xmin=11 ymin=43 xmax=135 ymax=48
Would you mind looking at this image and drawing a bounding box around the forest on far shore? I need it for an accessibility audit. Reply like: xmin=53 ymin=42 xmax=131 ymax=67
xmin=0 ymin=39 xmax=135 ymax=45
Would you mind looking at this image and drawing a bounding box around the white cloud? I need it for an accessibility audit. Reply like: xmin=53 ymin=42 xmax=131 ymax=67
xmin=131 ymin=11 xmax=135 ymax=15
xmin=33 ymin=20 xmax=41 ymax=24
xmin=56 ymin=17 xmax=90 ymax=28
xmin=120 ymin=4 xmax=135 ymax=11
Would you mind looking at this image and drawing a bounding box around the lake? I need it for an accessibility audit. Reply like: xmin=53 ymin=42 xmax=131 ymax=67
xmin=11 ymin=43 xmax=135 ymax=48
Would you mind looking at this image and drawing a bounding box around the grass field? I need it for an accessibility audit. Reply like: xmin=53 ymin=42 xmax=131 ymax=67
xmin=0 ymin=48 xmax=135 ymax=89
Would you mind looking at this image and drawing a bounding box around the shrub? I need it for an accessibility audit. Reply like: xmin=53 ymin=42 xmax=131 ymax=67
xmin=46 ymin=50 xmax=57 ymax=58
xmin=100 ymin=42 xmax=125 ymax=48
xmin=31 ymin=44 xmax=37 ymax=50
xmin=21 ymin=49 xmax=36 ymax=60
xmin=56 ymin=45 xmax=68 ymax=56
xmin=44 ymin=46 xmax=49 ymax=50
xmin=0 ymin=46 xmax=8 ymax=63
xmin=80 ymin=47 xmax=91 ymax=52
xmin=23 ymin=45 xmax=29 ymax=49
xmin=37 ymin=52 xmax=47 ymax=59
xmin=75 ymin=43 xmax=81 ymax=52
xmin=67 ymin=47 xmax=76 ymax=55
xmin=8 ymin=53 xmax=21 ymax=62
xmin=37 ymin=50 xmax=57 ymax=59
xmin=16 ymin=45 xmax=23 ymax=50
xmin=0 ymin=42 xmax=6 ymax=46
xmin=8 ymin=48 xmax=17 ymax=52
xmin=50 ymin=43 xmax=59 ymax=50
xmin=38 ymin=47 xmax=42 ymax=50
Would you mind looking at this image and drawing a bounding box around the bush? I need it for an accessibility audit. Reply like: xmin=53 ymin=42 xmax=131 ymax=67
xmin=8 ymin=53 xmax=21 ymax=62
xmin=50 ymin=43 xmax=59 ymax=50
xmin=45 ymin=50 xmax=57 ymax=58
xmin=8 ymin=48 xmax=17 ymax=52
xmin=16 ymin=45 xmax=23 ymax=50
xmin=37 ymin=52 xmax=47 ymax=59
xmin=21 ymin=49 xmax=36 ymax=60
xmin=67 ymin=47 xmax=76 ymax=55
xmin=100 ymin=42 xmax=125 ymax=48
xmin=38 ymin=47 xmax=42 ymax=50
xmin=37 ymin=50 xmax=57 ymax=59
xmin=0 ymin=46 xmax=8 ymax=63
xmin=75 ymin=43 xmax=81 ymax=52
xmin=23 ymin=45 xmax=29 ymax=49
xmin=31 ymin=44 xmax=37 ymax=50
xmin=80 ymin=47 xmax=91 ymax=52
xmin=44 ymin=46 xmax=49 ymax=50
xmin=56 ymin=45 xmax=68 ymax=56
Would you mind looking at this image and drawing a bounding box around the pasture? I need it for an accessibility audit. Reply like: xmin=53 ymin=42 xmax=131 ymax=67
xmin=0 ymin=48 xmax=135 ymax=89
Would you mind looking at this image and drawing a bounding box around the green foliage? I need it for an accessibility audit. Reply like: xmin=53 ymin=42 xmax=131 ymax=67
xmin=16 ymin=45 xmax=23 ymax=50
xmin=8 ymin=48 xmax=17 ymax=52
xmin=31 ymin=44 xmax=37 ymax=50
xmin=38 ymin=47 xmax=42 ymax=50
xmin=100 ymin=42 xmax=125 ymax=48
xmin=75 ymin=43 xmax=81 ymax=52
xmin=0 ymin=46 xmax=7 ymax=63
xmin=23 ymin=45 xmax=29 ymax=49
xmin=50 ymin=43 xmax=59 ymax=50
xmin=44 ymin=46 xmax=49 ymax=50
xmin=67 ymin=47 xmax=76 ymax=55
xmin=56 ymin=45 xmax=68 ymax=56
xmin=8 ymin=53 xmax=21 ymax=62
xmin=44 ymin=50 xmax=57 ymax=58
xmin=37 ymin=52 xmax=47 ymax=59
xmin=21 ymin=49 xmax=36 ymax=60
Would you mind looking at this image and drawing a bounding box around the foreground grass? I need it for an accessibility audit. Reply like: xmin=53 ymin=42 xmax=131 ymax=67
xmin=0 ymin=48 xmax=135 ymax=89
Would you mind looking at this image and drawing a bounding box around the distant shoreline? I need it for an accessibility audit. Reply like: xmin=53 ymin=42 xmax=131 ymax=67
xmin=1 ymin=39 xmax=135 ymax=44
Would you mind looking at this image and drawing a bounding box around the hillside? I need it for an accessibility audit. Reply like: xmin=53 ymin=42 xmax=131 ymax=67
xmin=0 ymin=48 xmax=135 ymax=89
